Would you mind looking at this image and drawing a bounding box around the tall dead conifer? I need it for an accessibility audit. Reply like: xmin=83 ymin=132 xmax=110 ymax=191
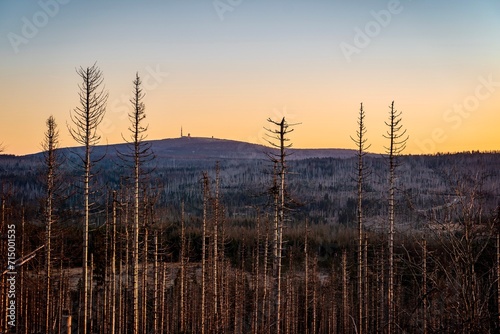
xmin=68 ymin=63 xmax=107 ymax=334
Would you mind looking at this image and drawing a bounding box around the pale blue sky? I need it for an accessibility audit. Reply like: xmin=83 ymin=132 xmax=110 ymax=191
xmin=1 ymin=0 xmax=499 ymax=154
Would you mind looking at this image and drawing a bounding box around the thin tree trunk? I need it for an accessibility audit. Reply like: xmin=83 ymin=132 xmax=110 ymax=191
xmin=342 ymin=249 xmax=349 ymax=333
xmin=422 ymin=238 xmax=427 ymax=334
xmin=153 ymin=228 xmax=159 ymax=334
xmin=133 ymin=153 xmax=140 ymax=334
xmin=384 ymin=101 xmax=406 ymax=334
xmin=312 ymin=256 xmax=318 ymax=334
xmin=214 ymin=163 xmax=220 ymax=332
xmin=202 ymin=173 xmax=209 ymax=334
xmin=68 ymin=65 xmax=107 ymax=334
xmin=263 ymin=216 xmax=270 ymax=334
xmin=353 ymin=102 xmax=368 ymax=334
xmin=180 ymin=202 xmax=186 ymax=333
xmin=83 ymin=142 xmax=90 ymax=334
xmin=43 ymin=115 xmax=58 ymax=334
xmin=89 ymin=254 xmax=94 ymax=334
xmin=253 ymin=214 xmax=261 ymax=334
xmin=364 ymin=236 xmax=369 ymax=334
xmin=111 ymin=191 xmax=117 ymax=334
xmin=497 ymin=231 xmax=500 ymax=330
xmin=142 ymin=205 xmax=148 ymax=334
xmin=305 ymin=219 xmax=309 ymax=334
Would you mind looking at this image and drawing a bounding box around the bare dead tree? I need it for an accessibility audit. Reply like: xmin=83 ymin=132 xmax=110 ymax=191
xmin=304 ymin=219 xmax=309 ymax=334
xmin=42 ymin=115 xmax=59 ymax=334
xmin=342 ymin=249 xmax=349 ymax=333
xmin=428 ymin=171 xmax=494 ymax=332
xmin=264 ymin=117 xmax=298 ymax=334
xmin=201 ymin=172 xmax=209 ymax=334
xmin=351 ymin=102 xmax=370 ymax=334
xmin=111 ymin=191 xmax=117 ymax=334
xmin=68 ymin=63 xmax=107 ymax=334
xmin=383 ymin=101 xmax=407 ymax=334
xmin=180 ymin=201 xmax=187 ymax=333
xmin=497 ymin=204 xmax=500 ymax=330
xmin=422 ymin=238 xmax=427 ymax=334
xmin=213 ymin=162 xmax=221 ymax=332
xmin=118 ymin=72 xmax=154 ymax=334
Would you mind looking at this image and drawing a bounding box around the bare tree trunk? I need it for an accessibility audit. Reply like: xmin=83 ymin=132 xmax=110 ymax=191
xmin=377 ymin=247 xmax=384 ymax=334
xmin=103 ymin=211 xmax=109 ymax=334
xmin=43 ymin=115 xmax=59 ymax=334
xmin=213 ymin=162 xmax=220 ymax=332
xmin=265 ymin=117 xmax=297 ymax=334
xmin=352 ymin=102 xmax=369 ymax=334
xmin=160 ymin=262 xmax=167 ymax=334
xmin=110 ymin=192 xmax=117 ymax=334
xmin=123 ymin=201 xmax=129 ymax=333
xmin=180 ymin=202 xmax=186 ymax=333
xmin=58 ymin=246 xmax=64 ymax=334
xmin=497 ymin=230 xmax=500 ymax=330
xmin=304 ymin=219 xmax=309 ymax=334
xmin=89 ymin=254 xmax=94 ymax=334
xmin=142 ymin=202 xmax=148 ymax=334
xmin=383 ymin=101 xmax=407 ymax=334
xmin=201 ymin=173 xmax=209 ymax=334
xmin=133 ymin=144 xmax=140 ymax=334
xmin=114 ymin=72 xmax=154 ymax=334
xmin=253 ymin=214 xmax=261 ymax=334
xmin=153 ymin=228 xmax=159 ymax=334
xmin=422 ymin=238 xmax=427 ymax=334
xmin=342 ymin=249 xmax=349 ymax=333
xmin=0 ymin=198 xmax=4 ymax=334
xmin=312 ymin=256 xmax=318 ymax=334
xmin=68 ymin=64 xmax=107 ymax=334
xmin=364 ymin=236 xmax=369 ymax=334
xmin=263 ymin=216 xmax=270 ymax=334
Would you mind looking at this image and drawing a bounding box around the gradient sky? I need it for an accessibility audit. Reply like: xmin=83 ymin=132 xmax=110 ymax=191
xmin=1 ymin=0 xmax=499 ymax=155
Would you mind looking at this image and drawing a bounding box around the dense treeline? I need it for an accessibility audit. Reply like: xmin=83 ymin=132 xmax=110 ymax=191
xmin=1 ymin=65 xmax=500 ymax=333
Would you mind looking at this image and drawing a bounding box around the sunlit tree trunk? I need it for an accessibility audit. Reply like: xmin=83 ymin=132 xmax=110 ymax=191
xmin=352 ymin=102 xmax=370 ymax=334
xmin=264 ymin=117 xmax=297 ymax=334
xmin=141 ymin=201 xmax=148 ymax=334
xmin=213 ymin=162 xmax=220 ymax=332
xmin=422 ymin=238 xmax=428 ymax=334
xmin=180 ymin=201 xmax=186 ymax=333
xmin=43 ymin=115 xmax=59 ymax=334
xmin=201 ymin=173 xmax=209 ymax=334
xmin=383 ymin=101 xmax=407 ymax=334
xmin=110 ymin=191 xmax=117 ymax=334
xmin=304 ymin=219 xmax=309 ymax=334
xmin=68 ymin=64 xmax=107 ymax=334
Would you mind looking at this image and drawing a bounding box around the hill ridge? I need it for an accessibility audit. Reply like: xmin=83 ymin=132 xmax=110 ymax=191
xmin=17 ymin=136 xmax=358 ymax=160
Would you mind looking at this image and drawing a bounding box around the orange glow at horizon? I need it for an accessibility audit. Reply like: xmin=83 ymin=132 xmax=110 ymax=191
xmin=1 ymin=1 xmax=499 ymax=156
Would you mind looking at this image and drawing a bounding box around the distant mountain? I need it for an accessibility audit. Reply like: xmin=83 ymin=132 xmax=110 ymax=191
xmin=20 ymin=136 xmax=358 ymax=161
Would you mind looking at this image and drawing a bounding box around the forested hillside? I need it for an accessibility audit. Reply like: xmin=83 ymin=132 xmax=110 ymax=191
xmin=1 ymin=134 xmax=500 ymax=333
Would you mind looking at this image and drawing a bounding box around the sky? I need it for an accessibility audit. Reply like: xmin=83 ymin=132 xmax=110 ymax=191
xmin=0 ymin=0 xmax=499 ymax=156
